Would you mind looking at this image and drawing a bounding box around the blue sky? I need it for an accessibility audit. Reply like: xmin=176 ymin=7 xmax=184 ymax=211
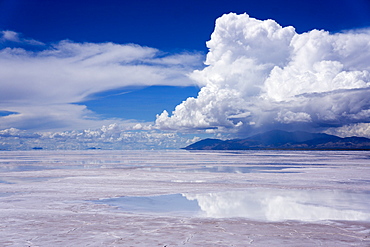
xmin=80 ymin=85 xmax=200 ymax=121
xmin=2 ymin=0 xmax=370 ymax=51
xmin=1 ymin=0 xmax=370 ymax=149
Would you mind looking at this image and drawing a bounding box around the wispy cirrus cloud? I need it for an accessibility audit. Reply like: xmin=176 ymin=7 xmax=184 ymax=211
xmin=0 ymin=32 xmax=203 ymax=131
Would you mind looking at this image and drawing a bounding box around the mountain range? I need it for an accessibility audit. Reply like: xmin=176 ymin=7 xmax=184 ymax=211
xmin=183 ymin=130 xmax=370 ymax=150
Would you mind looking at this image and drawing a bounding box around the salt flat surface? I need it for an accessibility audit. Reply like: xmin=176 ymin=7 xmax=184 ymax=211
xmin=0 ymin=150 xmax=370 ymax=246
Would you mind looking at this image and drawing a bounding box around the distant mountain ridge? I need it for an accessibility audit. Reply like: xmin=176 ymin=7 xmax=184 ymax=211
xmin=183 ymin=130 xmax=370 ymax=150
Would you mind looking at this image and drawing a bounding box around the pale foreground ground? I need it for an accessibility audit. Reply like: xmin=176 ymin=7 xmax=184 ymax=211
xmin=0 ymin=150 xmax=369 ymax=246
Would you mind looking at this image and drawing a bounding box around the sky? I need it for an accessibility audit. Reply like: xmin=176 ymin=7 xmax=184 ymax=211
xmin=1 ymin=0 xmax=370 ymax=149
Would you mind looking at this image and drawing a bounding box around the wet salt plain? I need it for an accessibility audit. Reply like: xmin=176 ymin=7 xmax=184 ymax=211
xmin=0 ymin=150 xmax=370 ymax=246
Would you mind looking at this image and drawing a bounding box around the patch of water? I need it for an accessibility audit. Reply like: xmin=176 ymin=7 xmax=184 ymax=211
xmin=93 ymin=188 xmax=370 ymax=222
xmin=93 ymin=194 xmax=201 ymax=216
xmin=196 ymin=165 xmax=300 ymax=173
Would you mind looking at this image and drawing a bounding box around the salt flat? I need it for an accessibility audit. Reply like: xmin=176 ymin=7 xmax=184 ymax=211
xmin=0 ymin=150 xmax=369 ymax=246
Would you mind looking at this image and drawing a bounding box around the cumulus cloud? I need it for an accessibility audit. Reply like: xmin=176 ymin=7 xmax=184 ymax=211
xmin=325 ymin=123 xmax=370 ymax=138
xmin=0 ymin=33 xmax=203 ymax=131
xmin=156 ymin=13 xmax=370 ymax=137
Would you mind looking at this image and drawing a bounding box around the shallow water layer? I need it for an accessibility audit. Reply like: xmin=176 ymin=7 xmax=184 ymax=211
xmin=1 ymin=150 xmax=370 ymax=246
xmin=0 ymin=149 xmax=368 ymax=173
xmin=94 ymin=194 xmax=201 ymax=216
xmin=94 ymin=188 xmax=370 ymax=222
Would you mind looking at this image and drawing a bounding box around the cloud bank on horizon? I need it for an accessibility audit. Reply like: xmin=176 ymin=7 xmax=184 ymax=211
xmin=156 ymin=13 xmax=370 ymax=138
xmin=0 ymin=124 xmax=200 ymax=150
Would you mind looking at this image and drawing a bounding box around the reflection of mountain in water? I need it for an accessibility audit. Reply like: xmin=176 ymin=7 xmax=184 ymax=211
xmin=184 ymin=130 xmax=370 ymax=150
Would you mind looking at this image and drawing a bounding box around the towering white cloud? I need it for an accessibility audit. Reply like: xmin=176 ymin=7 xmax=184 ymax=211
xmin=0 ymin=33 xmax=203 ymax=131
xmin=156 ymin=13 xmax=370 ymax=136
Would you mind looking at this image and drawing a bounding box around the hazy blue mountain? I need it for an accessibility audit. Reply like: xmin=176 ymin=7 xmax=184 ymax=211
xmin=183 ymin=138 xmax=224 ymax=150
xmin=184 ymin=130 xmax=370 ymax=150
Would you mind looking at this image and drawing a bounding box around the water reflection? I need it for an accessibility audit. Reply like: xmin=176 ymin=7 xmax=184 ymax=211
xmin=140 ymin=165 xmax=302 ymax=174
xmin=185 ymin=189 xmax=370 ymax=221
xmin=95 ymin=189 xmax=370 ymax=222
xmin=0 ymin=164 xmax=85 ymax=172
xmin=94 ymin=194 xmax=200 ymax=216
xmin=196 ymin=166 xmax=300 ymax=173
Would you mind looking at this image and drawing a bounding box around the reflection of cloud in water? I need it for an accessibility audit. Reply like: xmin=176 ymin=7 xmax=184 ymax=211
xmin=185 ymin=189 xmax=370 ymax=222
xmin=94 ymin=189 xmax=370 ymax=222
xmin=196 ymin=165 xmax=300 ymax=174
